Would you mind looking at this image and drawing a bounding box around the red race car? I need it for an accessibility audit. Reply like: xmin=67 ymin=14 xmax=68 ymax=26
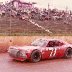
xmin=8 ymin=38 xmax=72 ymax=62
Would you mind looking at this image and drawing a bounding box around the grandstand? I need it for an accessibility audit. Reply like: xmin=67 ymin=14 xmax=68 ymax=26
xmin=0 ymin=0 xmax=72 ymax=36
xmin=0 ymin=16 xmax=72 ymax=36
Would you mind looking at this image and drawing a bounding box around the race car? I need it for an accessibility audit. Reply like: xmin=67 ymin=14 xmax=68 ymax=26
xmin=8 ymin=38 xmax=72 ymax=62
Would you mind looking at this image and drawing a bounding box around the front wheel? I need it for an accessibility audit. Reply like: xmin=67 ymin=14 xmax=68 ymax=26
xmin=64 ymin=48 xmax=72 ymax=59
xmin=31 ymin=50 xmax=41 ymax=63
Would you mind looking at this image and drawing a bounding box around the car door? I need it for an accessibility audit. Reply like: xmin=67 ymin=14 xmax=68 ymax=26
xmin=42 ymin=40 xmax=64 ymax=59
xmin=47 ymin=40 xmax=58 ymax=59
xmin=41 ymin=40 xmax=57 ymax=59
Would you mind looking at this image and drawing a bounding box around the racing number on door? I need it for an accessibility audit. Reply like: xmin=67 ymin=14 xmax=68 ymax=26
xmin=49 ymin=48 xmax=57 ymax=57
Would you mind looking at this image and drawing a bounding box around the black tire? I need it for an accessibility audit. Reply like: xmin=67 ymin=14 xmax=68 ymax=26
xmin=64 ymin=48 xmax=72 ymax=59
xmin=31 ymin=50 xmax=41 ymax=63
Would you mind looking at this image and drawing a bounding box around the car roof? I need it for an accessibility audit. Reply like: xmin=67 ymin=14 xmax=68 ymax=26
xmin=34 ymin=38 xmax=67 ymax=43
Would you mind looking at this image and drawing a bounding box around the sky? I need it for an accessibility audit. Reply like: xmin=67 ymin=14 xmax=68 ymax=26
xmin=0 ymin=0 xmax=72 ymax=10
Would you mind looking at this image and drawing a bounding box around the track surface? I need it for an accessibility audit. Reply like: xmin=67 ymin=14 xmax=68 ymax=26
xmin=0 ymin=53 xmax=72 ymax=72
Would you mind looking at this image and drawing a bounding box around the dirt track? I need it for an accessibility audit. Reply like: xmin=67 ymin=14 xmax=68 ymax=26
xmin=0 ymin=53 xmax=72 ymax=72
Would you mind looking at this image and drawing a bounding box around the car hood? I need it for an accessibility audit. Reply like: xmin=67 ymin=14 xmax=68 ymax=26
xmin=9 ymin=45 xmax=41 ymax=51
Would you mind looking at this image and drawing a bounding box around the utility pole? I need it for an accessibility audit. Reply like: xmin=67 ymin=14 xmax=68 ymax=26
xmin=48 ymin=3 xmax=50 ymax=10
xmin=65 ymin=6 xmax=69 ymax=24
xmin=9 ymin=0 xmax=12 ymax=35
xmin=66 ymin=6 xmax=68 ymax=13
xmin=9 ymin=9 xmax=11 ymax=35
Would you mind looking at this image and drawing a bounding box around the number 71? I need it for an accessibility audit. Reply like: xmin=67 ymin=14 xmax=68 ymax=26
xmin=48 ymin=48 xmax=57 ymax=57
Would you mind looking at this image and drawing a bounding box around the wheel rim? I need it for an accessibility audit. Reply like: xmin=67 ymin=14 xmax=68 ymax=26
xmin=66 ymin=48 xmax=72 ymax=57
xmin=33 ymin=52 xmax=40 ymax=60
xmin=31 ymin=51 xmax=41 ymax=62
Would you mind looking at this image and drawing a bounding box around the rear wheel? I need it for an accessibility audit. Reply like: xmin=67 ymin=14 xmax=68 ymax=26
xmin=31 ymin=50 xmax=41 ymax=63
xmin=64 ymin=48 xmax=72 ymax=58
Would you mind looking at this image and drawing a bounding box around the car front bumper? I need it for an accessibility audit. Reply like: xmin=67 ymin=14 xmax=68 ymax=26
xmin=8 ymin=48 xmax=27 ymax=61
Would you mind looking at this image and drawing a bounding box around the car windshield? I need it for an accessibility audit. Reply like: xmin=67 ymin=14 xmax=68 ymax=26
xmin=31 ymin=39 xmax=48 ymax=47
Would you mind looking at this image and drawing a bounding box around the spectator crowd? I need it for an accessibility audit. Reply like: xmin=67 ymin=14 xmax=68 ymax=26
xmin=0 ymin=0 xmax=72 ymax=23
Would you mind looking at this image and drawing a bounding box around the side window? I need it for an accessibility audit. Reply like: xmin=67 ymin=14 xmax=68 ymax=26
xmin=47 ymin=41 xmax=55 ymax=47
xmin=47 ymin=40 xmax=64 ymax=47
xmin=55 ymin=41 xmax=64 ymax=46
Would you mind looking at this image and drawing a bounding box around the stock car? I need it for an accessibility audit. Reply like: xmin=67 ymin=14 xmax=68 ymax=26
xmin=8 ymin=38 xmax=72 ymax=62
